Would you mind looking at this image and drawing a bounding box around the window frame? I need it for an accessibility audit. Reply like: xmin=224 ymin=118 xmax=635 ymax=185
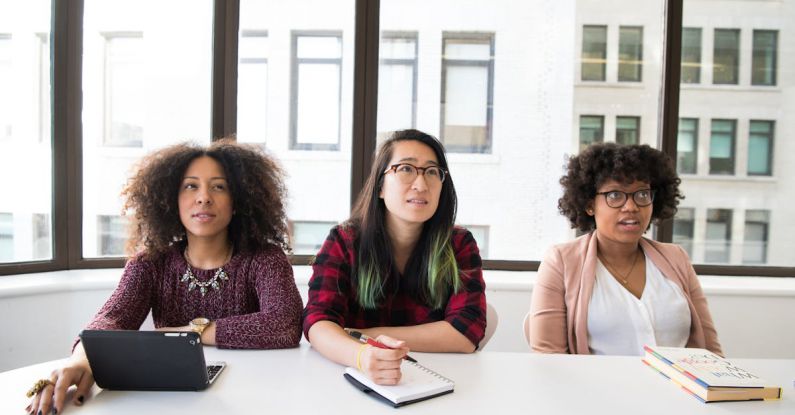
xmin=618 ymin=25 xmax=643 ymax=82
xmin=289 ymin=30 xmax=344 ymax=151
xmin=581 ymin=24 xmax=607 ymax=82
xmin=101 ymin=31 xmax=144 ymax=148
xmin=2 ymin=0 xmax=793 ymax=278
xmin=751 ymin=29 xmax=777 ymax=86
xmin=747 ymin=120 xmax=774 ymax=176
xmin=439 ymin=31 xmax=495 ymax=154
xmin=712 ymin=28 xmax=740 ymax=85
xmin=377 ymin=31 xmax=418 ymax=135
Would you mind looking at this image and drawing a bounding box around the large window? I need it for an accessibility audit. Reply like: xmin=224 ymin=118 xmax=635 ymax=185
xmin=743 ymin=210 xmax=769 ymax=264
xmin=290 ymin=32 xmax=343 ymax=151
xmin=581 ymin=25 xmax=607 ymax=81
xmin=618 ymin=26 xmax=643 ymax=82
xmin=752 ymin=30 xmax=777 ymax=86
xmin=0 ymin=1 xmax=53 ymax=266
xmin=377 ymin=32 xmax=417 ymax=138
xmin=709 ymin=119 xmax=735 ymax=175
xmin=713 ymin=29 xmax=739 ymax=85
xmin=440 ymin=33 xmax=494 ymax=153
xmin=81 ymin=0 xmax=213 ymax=258
xmin=748 ymin=120 xmax=774 ymax=176
xmin=4 ymin=0 xmax=795 ymax=275
xmin=676 ymin=118 xmax=698 ymax=174
xmin=681 ymin=27 xmax=701 ymax=84
xmin=579 ymin=115 xmax=604 ymax=152
xmin=237 ymin=31 xmax=269 ymax=144
xmin=616 ymin=116 xmax=639 ymax=145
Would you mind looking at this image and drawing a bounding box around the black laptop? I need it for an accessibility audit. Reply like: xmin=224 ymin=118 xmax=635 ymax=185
xmin=80 ymin=330 xmax=226 ymax=391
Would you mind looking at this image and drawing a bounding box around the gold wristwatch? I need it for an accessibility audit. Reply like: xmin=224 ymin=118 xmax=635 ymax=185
xmin=190 ymin=317 xmax=211 ymax=336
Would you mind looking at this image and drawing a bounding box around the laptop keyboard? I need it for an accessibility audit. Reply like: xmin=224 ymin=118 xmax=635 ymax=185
xmin=207 ymin=365 xmax=224 ymax=383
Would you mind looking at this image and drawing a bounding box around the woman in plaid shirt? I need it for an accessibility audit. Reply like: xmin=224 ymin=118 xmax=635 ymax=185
xmin=303 ymin=129 xmax=486 ymax=385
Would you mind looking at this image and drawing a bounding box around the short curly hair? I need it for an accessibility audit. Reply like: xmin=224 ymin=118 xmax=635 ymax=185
xmin=121 ymin=138 xmax=289 ymax=258
xmin=558 ymin=143 xmax=683 ymax=232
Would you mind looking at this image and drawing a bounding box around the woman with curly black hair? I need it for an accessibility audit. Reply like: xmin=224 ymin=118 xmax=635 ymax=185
xmin=28 ymin=139 xmax=303 ymax=415
xmin=527 ymin=143 xmax=721 ymax=357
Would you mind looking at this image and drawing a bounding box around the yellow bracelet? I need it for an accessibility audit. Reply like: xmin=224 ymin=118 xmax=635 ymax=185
xmin=356 ymin=344 xmax=368 ymax=372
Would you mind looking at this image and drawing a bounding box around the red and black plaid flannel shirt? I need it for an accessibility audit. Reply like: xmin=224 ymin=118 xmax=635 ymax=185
xmin=302 ymin=225 xmax=487 ymax=347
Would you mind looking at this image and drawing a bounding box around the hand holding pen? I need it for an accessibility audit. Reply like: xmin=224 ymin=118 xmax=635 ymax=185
xmin=347 ymin=331 xmax=412 ymax=385
xmin=348 ymin=330 xmax=417 ymax=362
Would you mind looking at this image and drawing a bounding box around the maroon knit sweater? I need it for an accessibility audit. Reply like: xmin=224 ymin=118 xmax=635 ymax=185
xmin=81 ymin=244 xmax=303 ymax=349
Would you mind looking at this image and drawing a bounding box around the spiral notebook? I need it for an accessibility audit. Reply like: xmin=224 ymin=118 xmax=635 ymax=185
xmin=344 ymin=361 xmax=455 ymax=407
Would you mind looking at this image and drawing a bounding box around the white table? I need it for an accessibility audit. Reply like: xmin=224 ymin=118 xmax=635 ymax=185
xmin=2 ymin=345 xmax=793 ymax=414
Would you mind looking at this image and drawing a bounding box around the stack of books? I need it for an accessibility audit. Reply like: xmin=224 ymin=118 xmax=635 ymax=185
xmin=643 ymin=346 xmax=782 ymax=403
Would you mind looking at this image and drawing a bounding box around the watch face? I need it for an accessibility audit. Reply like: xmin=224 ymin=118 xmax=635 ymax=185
xmin=192 ymin=317 xmax=210 ymax=326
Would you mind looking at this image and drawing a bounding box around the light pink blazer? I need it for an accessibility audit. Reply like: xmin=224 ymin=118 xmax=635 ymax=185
xmin=528 ymin=232 xmax=722 ymax=356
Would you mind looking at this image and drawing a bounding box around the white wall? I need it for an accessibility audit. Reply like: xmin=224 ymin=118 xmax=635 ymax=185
xmin=1 ymin=268 xmax=794 ymax=372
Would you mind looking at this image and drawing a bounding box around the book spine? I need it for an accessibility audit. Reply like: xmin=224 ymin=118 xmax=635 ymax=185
xmin=645 ymin=348 xmax=710 ymax=390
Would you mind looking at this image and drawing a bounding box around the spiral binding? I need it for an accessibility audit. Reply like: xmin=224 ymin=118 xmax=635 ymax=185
xmin=409 ymin=361 xmax=455 ymax=385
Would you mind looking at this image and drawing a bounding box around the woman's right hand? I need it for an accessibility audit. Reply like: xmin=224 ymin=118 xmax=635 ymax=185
xmin=358 ymin=335 xmax=409 ymax=385
xmin=27 ymin=357 xmax=94 ymax=415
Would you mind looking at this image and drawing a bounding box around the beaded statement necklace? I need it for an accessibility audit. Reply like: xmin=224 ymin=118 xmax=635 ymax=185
xmin=180 ymin=247 xmax=232 ymax=297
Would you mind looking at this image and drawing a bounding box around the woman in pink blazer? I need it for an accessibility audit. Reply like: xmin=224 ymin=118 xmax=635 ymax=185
xmin=528 ymin=143 xmax=722 ymax=356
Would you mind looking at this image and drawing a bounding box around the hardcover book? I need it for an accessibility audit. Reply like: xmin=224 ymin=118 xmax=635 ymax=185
xmin=643 ymin=345 xmax=782 ymax=403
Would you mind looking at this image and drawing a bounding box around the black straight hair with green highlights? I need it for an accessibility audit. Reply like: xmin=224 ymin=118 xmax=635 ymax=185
xmin=346 ymin=129 xmax=462 ymax=310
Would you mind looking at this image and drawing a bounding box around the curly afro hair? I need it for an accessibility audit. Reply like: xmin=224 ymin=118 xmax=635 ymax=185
xmin=121 ymin=138 xmax=289 ymax=259
xmin=558 ymin=143 xmax=683 ymax=233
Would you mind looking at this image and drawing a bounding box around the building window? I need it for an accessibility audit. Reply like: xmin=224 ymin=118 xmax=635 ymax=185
xmin=97 ymin=215 xmax=128 ymax=257
xmin=579 ymin=115 xmax=604 ymax=152
xmin=618 ymin=26 xmax=642 ymax=82
xmin=377 ymin=32 xmax=418 ymax=138
xmin=0 ymin=213 xmax=12 ymax=262
xmin=677 ymin=118 xmax=698 ymax=174
xmin=237 ymin=31 xmax=269 ymax=144
xmin=713 ymin=29 xmax=739 ymax=85
xmin=705 ymin=209 xmax=732 ymax=264
xmin=743 ymin=210 xmax=769 ymax=264
xmin=103 ymin=33 xmax=144 ymax=147
xmin=37 ymin=33 xmax=51 ymax=143
xmin=463 ymin=225 xmax=490 ymax=259
xmin=581 ymin=25 xmax=607 ymax=81
xmin=673 ymin=208 xmax=695 ymax=258
xmin=32 ymin=213 xmax=51 ymax=260
xmin=290 ymin=32 xmax=343 ymax=151
xmin=290 ymin=221 xmax=335 ymax=255
xmin=752 ymin=30 xmax=777 ymax=86
xmin=748 ymin=120 xmax=774 ymax=176
xmin=709 ymin=119 xmax=735 ymax=175
xmin=681 ymin=27 xmax=701 ymax=84
xmin=440 ymin=33 xmax=494 ymax=153
xmin=0 ymin=34 xmax=12 ymax=141
xmin=616 ymin=116 xmax=640 ymax=145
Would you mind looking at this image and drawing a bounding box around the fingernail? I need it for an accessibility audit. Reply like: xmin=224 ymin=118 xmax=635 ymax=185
xmin=77 ymin=395 xmax=84 ymax=404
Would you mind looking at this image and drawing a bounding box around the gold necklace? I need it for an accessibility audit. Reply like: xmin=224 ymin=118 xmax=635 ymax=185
xmin=599 ymin=248 xmax=641 ymax=286
xmin=180 ymin=246 xmax=232 ymax=297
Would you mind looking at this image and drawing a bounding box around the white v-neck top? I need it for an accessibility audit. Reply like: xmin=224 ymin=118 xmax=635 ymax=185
xmin=586 ymin=255 xmax=691 ymax=356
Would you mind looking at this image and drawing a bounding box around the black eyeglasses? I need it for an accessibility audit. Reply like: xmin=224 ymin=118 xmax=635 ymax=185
xmin=595 ymin=189 xmax=655 ymax=208
xmin=383 ymin=163 xmax=447 ymax=184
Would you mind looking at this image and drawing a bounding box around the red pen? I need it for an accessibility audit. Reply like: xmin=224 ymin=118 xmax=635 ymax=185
xmin=348 ymin=330 xmax=418 ymax=362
